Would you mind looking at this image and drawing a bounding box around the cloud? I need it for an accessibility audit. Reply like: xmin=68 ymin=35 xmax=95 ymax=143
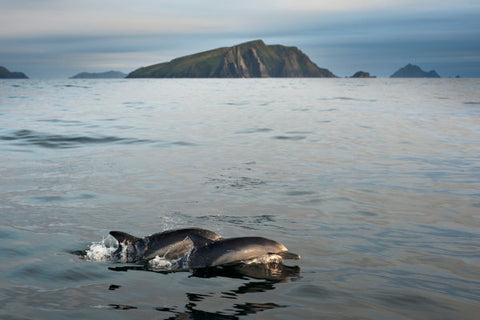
xmin=0 ymin=3 xmax=222 ymax=38
xmin=2 ymin=0 xmax=478 ymax=38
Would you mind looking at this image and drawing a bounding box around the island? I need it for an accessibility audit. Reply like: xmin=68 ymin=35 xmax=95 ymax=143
xmin=127 ymin=40 xmax=336 ymax=78
xmin=0 ymin=66 xmax=28 ymax=79
xmin=70 ymin=71 xmax=126 ymax=79
xmin=390 ymin=64 xmax=440 ymax=78
xmin=351 ymin=71 xmax=375 ymax=78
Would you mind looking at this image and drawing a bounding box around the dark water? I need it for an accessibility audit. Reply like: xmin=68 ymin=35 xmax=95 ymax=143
xmin=1 ymin=78 xmax=479 ymax=319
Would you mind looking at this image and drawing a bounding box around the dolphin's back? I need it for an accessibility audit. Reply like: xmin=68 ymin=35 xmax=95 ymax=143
xmin=143 ymin=228 xmax=221 ymax=260
xmin=109 ymin=228 xmax=221 ymax=262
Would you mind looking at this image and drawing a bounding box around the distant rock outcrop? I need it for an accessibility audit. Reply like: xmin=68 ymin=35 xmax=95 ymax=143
xmin=0 ymin=66 xmax=28 ymax=79
xmin=70 ymin=71 xmax=126 ymax=79
xmin=351 ymin=71 xmax=375 ymax=78
xmin=127 ymin=40 xmax=336 ymax=78
xmin=390 ymin=64 xmax=440 ymax=78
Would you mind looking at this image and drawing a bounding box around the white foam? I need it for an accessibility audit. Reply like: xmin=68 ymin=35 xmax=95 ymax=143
xmin=85 ymin=237 xmax=117 ymax=262
xmin=148 ymin=256 xmax=173 ymax=271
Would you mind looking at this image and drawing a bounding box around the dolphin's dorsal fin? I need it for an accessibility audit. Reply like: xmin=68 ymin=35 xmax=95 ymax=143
xmin=109 ymin=231 xmax=141 ymax=244
xmin=187 ymin=233 xmax=217 ymax=248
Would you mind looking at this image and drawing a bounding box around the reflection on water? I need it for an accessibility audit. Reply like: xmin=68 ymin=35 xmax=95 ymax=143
xmin=155 ymin=281 xmax=286 ymax=320
xmin=157 ymin=300 xmax=283 ymax=320
xmin=108 ymin=261 xmax=301 ymax=281
xmin=191 ymin=263 xmax=301 ymax=281
xmin=106 ymin=262 xmax=300 ymax=318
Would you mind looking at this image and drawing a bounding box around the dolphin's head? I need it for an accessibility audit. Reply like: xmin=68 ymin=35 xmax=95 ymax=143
xmin=110 ymin=231 xmax=146 ymax=263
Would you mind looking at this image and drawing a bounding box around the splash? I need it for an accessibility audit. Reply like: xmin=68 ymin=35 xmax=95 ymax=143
xmin=148 ymin=249 xmax=193 ymax=272
xmin=84 ymin=237 xmax=117 ymax=262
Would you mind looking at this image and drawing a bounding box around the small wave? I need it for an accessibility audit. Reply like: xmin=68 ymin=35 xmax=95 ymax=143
xmin=6 ymin=95 xmax=29 ymax=99
xmin=37 ymin=119 xmax=83 ymax=126
xmin=286 ymin=131 xmax=312 ymax=135
xmin=318 ymin=97 xmax=376 ymax=102
xmin=206 ymin=175 xmax=266 ymax=190
xmin=54 ymin=84 xmax=91 ymax=89
xmin=171 ymin=141 xmax=198 ymax=146
xmin=235 ymin=128 xmax=273 ymax=134
xmin=196 ymin=214 xmax=276 ymax=230
xmin=32 ymin=193 xmax=95 ymax=203
xmin=285 ymin=190 xmax=316 ymax=196
xmin=226 ymin=101 xmax=249 ymax=106
xmin=123 ymin=101 xmax=145 ymax=106
xmin=154 ymin=140 xmax=199 ymax=148
xmin=0 ymin=129 xmax=152 ymax=149
xmin=272 ymin=135 xmax=306 ymax=141
xmin=333 ymin=97 xmax=377 ymax=102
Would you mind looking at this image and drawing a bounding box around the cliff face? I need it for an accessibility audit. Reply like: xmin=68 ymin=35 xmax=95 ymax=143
xmin=127 ymin=40 xmax=335 ymax=78
xmin=391 ymin=64 xmax=440 ymax=78
xmin=0 ymin=66 xmax=28 ymax=79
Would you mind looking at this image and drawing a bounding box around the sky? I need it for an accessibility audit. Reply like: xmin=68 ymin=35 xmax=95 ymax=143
xmin=1 ymin=0 xmax=479 ymax=78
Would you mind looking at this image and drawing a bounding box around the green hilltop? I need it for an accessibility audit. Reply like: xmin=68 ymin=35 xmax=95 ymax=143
xmin=127 ymin=40 xmax=336 ymax=78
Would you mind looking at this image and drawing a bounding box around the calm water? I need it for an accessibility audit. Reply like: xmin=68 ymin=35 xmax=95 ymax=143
xmin=1 ymin=78 xmax=479 ymax=319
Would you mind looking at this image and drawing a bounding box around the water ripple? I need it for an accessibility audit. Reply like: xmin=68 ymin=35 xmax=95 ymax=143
xmin=272 ymin=135 xmax=306 ymax=141
xmin=0 ymin=129 xmax=153 ymax=149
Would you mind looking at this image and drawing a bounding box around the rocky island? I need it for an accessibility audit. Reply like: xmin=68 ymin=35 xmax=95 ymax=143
xmin=351 ymin=71 xmax=375 ymax=78
xmin=70 ymin=71 xmax=126 ymax=79
xmin=391 ymin=64 xmax=440 ymax=78
xmin=0 ymin=66 xmax=28 ymax=79
xmin=127 ymin=40 xmax=336 ymax=78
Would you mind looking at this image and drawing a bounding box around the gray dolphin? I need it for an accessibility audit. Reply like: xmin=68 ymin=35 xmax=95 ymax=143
xmin=109 ymin=228 xmax=221 ymax=263
xmin=183 ymin=235 xmax=300 ymax=269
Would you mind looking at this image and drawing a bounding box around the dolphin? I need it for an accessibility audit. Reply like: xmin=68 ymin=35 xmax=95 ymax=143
xmin=109 ymin=228 xmax=221 ymax=263
xmin=182 ymin=235 xmax=300 ymax=269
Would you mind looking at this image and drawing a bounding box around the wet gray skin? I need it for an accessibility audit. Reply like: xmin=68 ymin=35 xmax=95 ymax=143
xmin=185 ymin=236 xmax=300 ymax=269
xmin=109 ymin=228 xmax=221 ymax=262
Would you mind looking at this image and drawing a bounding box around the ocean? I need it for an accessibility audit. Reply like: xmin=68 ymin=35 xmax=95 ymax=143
xmin=1 ymin=78 xmax=479 ymax=319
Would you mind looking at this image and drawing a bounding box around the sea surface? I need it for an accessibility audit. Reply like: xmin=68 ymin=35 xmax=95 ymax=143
xmin=0 ymin=78 xmax=479 ymax=319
